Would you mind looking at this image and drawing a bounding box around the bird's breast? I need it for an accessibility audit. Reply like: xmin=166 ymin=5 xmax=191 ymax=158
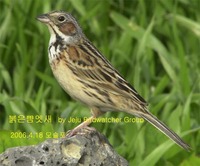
xmin=49 ymin=55 xmax=103 ymax=107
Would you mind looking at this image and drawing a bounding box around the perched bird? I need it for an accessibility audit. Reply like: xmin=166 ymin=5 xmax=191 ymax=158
xmin=37 ymin=11 xmax=190 ymax=150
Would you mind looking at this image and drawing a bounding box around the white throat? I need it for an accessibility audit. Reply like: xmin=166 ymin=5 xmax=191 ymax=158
xmin=48 ymin=34 xmax=58 ymax=62
xmin=47 ymin=25 xmax=72 ymax=62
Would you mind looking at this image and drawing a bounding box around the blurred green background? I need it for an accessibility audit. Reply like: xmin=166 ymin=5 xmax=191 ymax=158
xmin=0 ymin=0 xmax=200 ymax=165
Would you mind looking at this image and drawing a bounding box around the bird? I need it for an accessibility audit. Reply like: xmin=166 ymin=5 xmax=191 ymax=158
xmin=37 ymin=10 xmax=190 ymax=151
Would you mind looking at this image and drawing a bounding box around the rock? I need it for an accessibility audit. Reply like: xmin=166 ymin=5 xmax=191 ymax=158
xmin=0 ymin=127 xmax=128 ymax=166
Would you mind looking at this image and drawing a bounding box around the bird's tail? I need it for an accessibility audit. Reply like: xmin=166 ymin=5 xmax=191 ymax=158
xmin=131 ymin=108 xmax=191 ymax=151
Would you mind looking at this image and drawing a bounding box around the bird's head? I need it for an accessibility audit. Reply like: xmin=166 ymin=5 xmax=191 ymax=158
xmin=37 ymin=11 xmax=83 ymax=44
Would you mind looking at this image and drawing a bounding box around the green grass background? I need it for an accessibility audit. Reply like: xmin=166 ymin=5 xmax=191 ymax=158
xmin=0 ymin=0 xmax=200 ymax=165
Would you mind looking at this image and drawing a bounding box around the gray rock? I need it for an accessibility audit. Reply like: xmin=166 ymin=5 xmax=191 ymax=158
xmin=0 ymin=127 xmax=128 ymax=166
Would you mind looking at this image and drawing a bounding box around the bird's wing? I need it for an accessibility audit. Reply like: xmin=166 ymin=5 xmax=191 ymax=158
xmin=64 ymin=41 xmax=147 ymax=106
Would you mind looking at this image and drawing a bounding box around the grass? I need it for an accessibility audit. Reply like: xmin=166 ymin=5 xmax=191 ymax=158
xmin=0 ymin=0 xmax=200 ymax=165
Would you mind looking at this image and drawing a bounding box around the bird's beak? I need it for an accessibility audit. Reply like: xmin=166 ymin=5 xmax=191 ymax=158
xmin=36 ymin=14 xmax=50 ymax=24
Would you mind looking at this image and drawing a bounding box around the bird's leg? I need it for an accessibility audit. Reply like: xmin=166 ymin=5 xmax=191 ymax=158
xmin=66 ymin=108 xmax=103 ymax=137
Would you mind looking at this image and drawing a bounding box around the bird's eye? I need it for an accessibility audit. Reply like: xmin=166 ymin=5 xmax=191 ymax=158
xmin=58 ymin=15 xmax=66 ymax=22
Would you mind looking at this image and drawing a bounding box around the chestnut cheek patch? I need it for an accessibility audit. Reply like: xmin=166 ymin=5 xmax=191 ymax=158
xmin=59 ymin=22 xmax=76 ymax=36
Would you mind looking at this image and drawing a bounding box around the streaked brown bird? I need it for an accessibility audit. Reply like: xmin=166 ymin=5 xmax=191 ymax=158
xmin=37 ymin=11 xmax=190 ymax=151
